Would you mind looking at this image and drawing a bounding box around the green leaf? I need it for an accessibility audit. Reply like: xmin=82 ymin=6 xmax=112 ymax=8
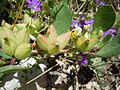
xmin=50 ymin=5 xmax=63 ymax=23
xmin=0 ymin=65 xmax=30 ymax=74
xmin=112 ymin=14 xmax=120 ymax=30
xmin=52 ymin=5 xmax=72 ymax=35
xmin=0 ymin=52 xmax=11 ymax=59
xmin=27 ymin=24 xmax=37 ymax=35
xmin=96 ymin=33 xmax=120 ymax=58
xmin=96 ymin=34 xmax=111 ymax=49
xmin=33 ymin=18 xmax=41 ymax=30
xmin=0 ymin=60 xmax=6 ymax=66
xmin=90 ymin=57 xmax=106 ymax=74
xmin=24 ymin=14 xmax=32 ymax=24
xmin=13 ymin=24 xmax=26 ymax=33
xmin=93 ymin=5 xmax=116 ymax=33
xmin=0 ymin=28 xmax=3 ymax=47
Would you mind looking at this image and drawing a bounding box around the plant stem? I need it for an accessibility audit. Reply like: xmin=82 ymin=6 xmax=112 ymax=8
xmin=11 ymin=0 xmax=25 ymax=30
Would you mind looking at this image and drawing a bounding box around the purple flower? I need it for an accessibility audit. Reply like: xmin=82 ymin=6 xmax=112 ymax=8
xmin=102 ymin=28 xmax=117 ymax=39
xmin=78 ymin=20 xmax=84 ymax=28
xmin=71 ymin=18 xmax=84 ymax=28
xmin=26 ymin=0 xmax=42 ymax=11
xmin=99 ymin=1 xmax=105 ymax=6
xmin=96 ymin=0 xmax=105 ymax=6
xmin=77 ymin=52 xmax=89 ymax=66
xmin=84 ymin=19 xmax=94 ymax=25
xmin=71 ymin=18 xmax=79 ymax=27
xmin=84 ymin=19 xmax=94 ymax=31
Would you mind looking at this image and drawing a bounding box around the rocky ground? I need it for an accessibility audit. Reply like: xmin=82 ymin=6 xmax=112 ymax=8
xmin=0 ymin=54 xmax=120 ymax=90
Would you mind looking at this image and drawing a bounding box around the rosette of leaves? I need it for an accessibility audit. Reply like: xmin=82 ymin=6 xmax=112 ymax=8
xmin=2 ymin=28 xmax=32 ymax=60
xmin=24 ymin=14 xmax=42 ymax=35
xmin=37 ymin=25 xmax=71 ymax=55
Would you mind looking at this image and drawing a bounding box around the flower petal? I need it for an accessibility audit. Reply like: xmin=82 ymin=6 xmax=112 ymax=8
xmin=26 ymin=0 xmax=31 ymax=4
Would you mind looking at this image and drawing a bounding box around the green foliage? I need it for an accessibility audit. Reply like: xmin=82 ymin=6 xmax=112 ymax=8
xmin=0 ymin=65 xmax=30 ymax=74
xmin=0 ymin=60 xmax=6 ymax=66
xmin=0 ymin=52 xmax=11 ymax=59
xmin=51 ymin=4 xmax=72 ymax=35
xmin=93 ymin=5 xmax=116 ymax=33
xmin=0 ymin=0 xmax=119 ymax=80
xmin=96 ymin=34 xmax=112 ymax=49
xmin=96 ymin=33 xmax=120 ymax=58
xmin=24 ymin=14 xmax=42 ymax=35
xmin=91 ymin=57 xmax=106 ymax=74
xmin=112 ymin=14 xmax=120 ymax=30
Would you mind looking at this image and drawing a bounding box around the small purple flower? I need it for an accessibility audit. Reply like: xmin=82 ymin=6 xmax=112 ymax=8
xmin=77 ymin=52 xmax=89 ymax=66
xmin=102 ymin=28 xmax=117 ymax=39
xmin=71 ymin=18 xmax=79 ymax=27
xmin=71 ymin=18 xmax=84 ymax=28
xmin=84 ymin=19 xmax=94 ymax=31
xmin=78 ymin=20 xmax=84 ymax=28
xmin=99 ymin=1 xmax=105 ymax=6
xmin=84 ymin=19 xmax=94 ymax=25
xmin=26 ymin=0 xmax=42 ymax=11
xmin=80 ymin=14 xmax=84 ymax=19
xmin=96 ymin=0 xmax=105 ymax=6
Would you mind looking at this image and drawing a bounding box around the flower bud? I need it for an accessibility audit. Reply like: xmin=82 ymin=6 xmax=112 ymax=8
xmin=3 ymin=38 xmax=17 ymax=56
xmin=74 ymin=35 xmax=88 ymax=51
xmin=37 ymin=34 xmax=48 ymax=51
xmin=37 ymin=25 xmax=71 ymax=55
xmin=14 ymin=43 xmax=32 ymax=60
xmin=48 ymin=41 xmax=60 ymax=55
xmin=15 ymin=29 xmax=30 ymax=45
xmin=2 ymin=29 xmax=17 ymax=56
xmin=86 ymin=30 xmax=103 ymax=51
